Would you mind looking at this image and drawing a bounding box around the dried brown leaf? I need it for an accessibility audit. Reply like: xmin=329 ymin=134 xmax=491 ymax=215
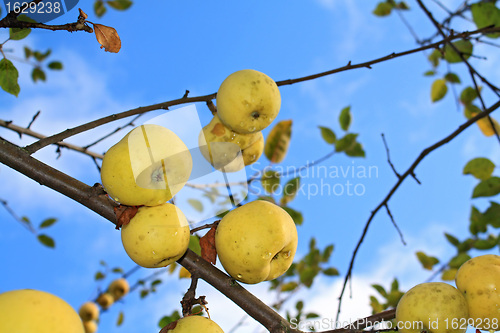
xmin=78 ymin=8 xmax=88 ymax=19
xmin=93 ymin=23 xmax=121 ymax=53
xmin=114 ymin=205 xmax=139 ymax=229
xmin=199 ymin=225 xmax=217 ymax=264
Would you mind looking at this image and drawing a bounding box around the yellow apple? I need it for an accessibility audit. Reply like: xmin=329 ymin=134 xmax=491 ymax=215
xmin=396 ymin=282 xmax=469 ymax=333
xmin=121 ymin=203 xmax=190 ymax=268
xmin=83 ymin=320 xmax=98 ymax=333
xmin=101 ymin=124 xmax=192 ymax=206
xmin=216 ymin=69 xmax=281 ymax=134
xmin=96 ymin=293 xmax=114 ymax=310
xmin=164 ymin=315 xmax=224 ymax=333
xmin=199 ymin=115 xmax=264 ymax=172
xmin=108 ymin=278 xmax=129 ymax=301
xmin=215 ymin=200 xmax=297 ymax=284
xmin=79 ymin=301 xmax=99 ymax=321
xmin=455 ymin=254 xmax=500 ymax=331
xmin=0 ymin=289 xmax=85 ymax=333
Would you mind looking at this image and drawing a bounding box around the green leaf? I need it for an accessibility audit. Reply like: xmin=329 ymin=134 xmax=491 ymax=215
xmin=261 ymin=170 xmax=280 ymax=194
xmin=424 ymin=70 xmax=436 ymax=76
xmin=151 ymin=279 xmax=162 ymax=287
xmin=31 ymin=68 xmax=46 ymax=83
xmin=107 ymin=0 xmax=133 ymax=10
xmin=116 ymin=311 xmax=124 ymax=326
xmin=9 ymin=27 xmax=31 ymax=41
xmin=188 ymin=199 xmax=203 ymax=212
xmin=460 ymin=86 xmax=479 ymax=105
xmin=94 ymin=1 xmax=107 ymax=17
xmin=335 ymin=133 xmax=358 ymax=152
xmin=373 ymin=2 xmax=393 ymax=16
xmin=470 ymin=205 xmax=486 ymax=235
xmin=282 ymin=206 xmax=304 ymax=225
xmin=471 ymin=2 xmax=500 ymax=39
xmin=396 ymin=1 xmax=409 ymax=10
xmin=158 ymin=311 xmax=181 ymax=329
xmin=428 ymin=49 xmax=441 ymax=67
xmin=33 ymin=49 xmax=51 ymax=62
xmin=443 ymin=40 xmax=473 ymax=63
xmin=416 ymin=251 xmax=440 ymax=270
xmin=444 ymin=72 xmax=461 ymax=84
xmin=345 ymin=142 xmax=365 ymax=157
xmin=472 ymin=177 xmax=500 ymax=198
xmin=449 ymin=253 xmax=471 ymax=269
xmin=464 ymin=104 xmax=481 ymax=119
xmin=296 ymin=300 xmax=304 ymax=311
xmin=370 ymin=296 xmax=384 ymax=314
xmin=188 ymin=235 xmax=202 ymax=256
xmin=372 ymin=284 xmax=388 ymax=298
xmin=37 ymin=234 xmax=55 ymax=248
xmin=339 ymin=106 xmax=352 ymax=131
xmin=280 ymin=281 xmax=299 ymax=292
xmin=463 ymin=157 xmax=495 ymax=180
xmin=39 ymin=218 xmax=57 ymax=229
xmin=391 ymin=278 xmax=399 ymax=292
xmin=482 ymin=202 xmax=500 ymax=228
xmin=21 ymin=216 xmax=32 ymax=228
xmin=24 ymin=46 xmax=32 ymax=59
xmin=281 ymin=177 xmax=300 ymax=205
xmin=322 ymin=244 xmax=334 ymax=262
xmin=95 ymin=271 xmax=105 ymax=280
xmin=299 ymin=266 xmax=320 ymax=288
xmin=441 ymin=268 xmax=457 ymax=281
xmin=111 ymin=267 xmax=123 ymax=273
xmin=264 ymin=120 xmax=292 ymax=163
xmin=473 ymin=235 xmax=498 ymax=250
xmin=140 ymin=289 xmax=149 ymax=298
xmin=444 ymin=233 xmax=460 ymax=247
xmin=322 ymin=267 xmax=339 ymax=276
xmin=47 ymin=61 xmax=63 ymax=70
xmin=0 ymin=59 xmax=20 ymax=96
xmin=318 ymin=126 xmax=336 ymax=144
xmin=431 ymin=79 xmax=447 ymax=102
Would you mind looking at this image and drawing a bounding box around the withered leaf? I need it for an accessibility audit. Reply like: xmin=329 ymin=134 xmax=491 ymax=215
xmin=199 ymin=225 xmax=217 ymax=264
xmin=78 ymin=8 xmax=88 ymax=19
xmin=114 ymin=205 xmax=139 ymax=229
xmin=159 ymin=320 xmax=178 ymax=333
xmin=93 ymin=23 xmax=121 ymax=53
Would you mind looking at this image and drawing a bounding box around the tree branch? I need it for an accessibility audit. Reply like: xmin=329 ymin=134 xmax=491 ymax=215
xmin=335 ymin=99 xmax=500 ymax=319
xmin=22 ymin=26 xmax=500 ymax=155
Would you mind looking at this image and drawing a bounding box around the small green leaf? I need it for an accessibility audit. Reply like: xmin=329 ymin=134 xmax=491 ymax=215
xmin=460 ymin=86 xmax=479 ymax=105
xmin=322 ymin=244 xmax=334 ymax=262
xmin=9 ymin=27 xmax=31 ymax=41
xmin=280 ymin=281 xmax=299 ymax=292
xmin=443 ymin=40 xmax=473 ymax=63
xmin=373 ymin=2 xmax=393 ymax=16
xmin=111 ymin=267 xmax=123 ymax=273
xmin=95 ymin=271 xmax=105 ymax=280
xmin=339 ymin=106 xmax=352 ymax=131
xmin=471 ymin=2 xmax=500 ymax=39
xmin=282 ymin=206 xmax=304 ymax=225
xmin=449 ymin=253 xmax=471 ymax=269
xmin=116 ymin=311 xmax=124 ymax=326
xmin=444 ymin=72 xmax=461 ymax=84
xmin=0 ymin=59 xmax=20 ymax=96
xmin=39 ymin=218 xmax=57 ymax=229
xmin=264 ymin=120 xmax=292 ymax=163
xmin=21 ymin=216 xmax=31 ymax=227
xmin=441 ymin=268 xmax=457 ymax=281
xmin=158 ymin=311 xmax=181 ymax=329
xmin=296 ymin=300 xmax=304 ymax=311
xmin=188 ymin=199 xmax=203 ymax=212
xmin=33 ymin=49 xmax=51 ymax=62
xmin=428 ymin=49 xmax=441 ymax=67
xmin=391 ymin=278 xmax=399 ymax=292
xmin=469 ymin=206 xmax=486 ymax=235
xmin=396 ymin=1 xmax=409 ymax=10
xmin=107 ymin=0 xmax=133 ymax=10
xmin=318 ymin=126 xmax=336 ymax=144
xmin=463 ymin=157 xmax=495 ymax=180
xmin=322 ymin=267 xmax=339 ymax=276
xmin=416 ymin=251 xmax=439 ymax=270
xmin=299 ymin=266 xmax=320 ymax=288
xmin=24 ymin=46 xmax=32 ymax=59
xmin=94 ymin=1 xmax=107 ymax=17
xmin=31 ymin=67 xmax=46 ymax=83
xmin=189 ymin=235 xmax=202 ymax=256
xmin=47 ymin=61 xmax=63 ymax=70
xmin=345 ymin=142 xmax=365 ymax=157
xmin=37 ymin=234 xmax=55 ymax=248
xmin=281 ymin=177 xmax=300 ymax=205
xmin=472 ymin=177 xmax=500 ymax=198
xmin=444 ymin=233 xmax=460 ymax=247
xmin=151 ymin=279 xmax=162 ymax=287
xmin=335 ymin=133 xmax=358 ymax=152
xmin=473 ymin=235 xmax=498 ymax=250
xmin=140 ymin=289 xmax=149 ymax=298
xmin=431 ymin=79 xmax=447 ymax=102
xmin=371 ymin=284 xmax=388 ymax=298
xmin=261 ymin=170 xmax=280 ymax=194
xmin=482 ymin=202 xmax=500 ymax=228
xmin=424 ymin=70 xmax=436 ymax=76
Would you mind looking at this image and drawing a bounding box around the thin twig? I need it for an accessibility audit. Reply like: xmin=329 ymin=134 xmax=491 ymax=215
xmin=381 ymin=134 xmax=400 ymax=179
xmin=384 ymin=203 xmax=406 ymax=245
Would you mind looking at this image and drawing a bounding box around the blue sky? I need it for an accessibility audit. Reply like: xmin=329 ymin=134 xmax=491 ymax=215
xmin=1 ymin=1 xmax=499 ymax=332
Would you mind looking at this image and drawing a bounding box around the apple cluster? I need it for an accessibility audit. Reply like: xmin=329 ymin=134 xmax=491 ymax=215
xmin=78 ymin=278 xmax=130 ymax=333
xmin=396 ymin=254 xmax=500 ymax=333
